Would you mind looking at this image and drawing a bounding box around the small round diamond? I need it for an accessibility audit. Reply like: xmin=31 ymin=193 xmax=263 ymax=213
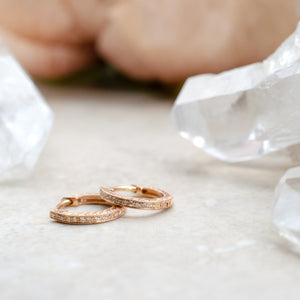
xmin=150 ymin=204 xmax=154 ymax=208
xmin=73 ymin=217 xmax=77 ymax=222
xmin=60 ymin=216 xmax=64 ymax=221
xmin=129 ymin=201 xmax=133 ymax=206
xmin=135 ymin=202 xmax=141 ymax=208
xmin=87 ymin=217 xmax=92 ymax=223
xmin=94 ymin=217 xmax=100 ymax=222
xmin=55 ymin=214 xmax=58 ymax=219
xmin=102 ymin=215 xmax=107 ymax=221
xmin=114 ymin=212 xmax=119 ymax=217
xmin=108 ymin=214 xmax=112 ymax=219
xmin=67 ymin=217 xmax=71 ymax=222
xmin=119 ymin=210 xmax=122 ymax=216
xmin=142 ymin=203 xmax=147 ymax=208
xmin=122 ymin=200 xmax=127 ymax=205
xmin=80 ymin=217 xmax=86 ymax=223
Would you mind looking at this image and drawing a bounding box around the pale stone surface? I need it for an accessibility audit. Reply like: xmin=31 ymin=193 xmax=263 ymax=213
xmin=0 ymin=39 xmax=53 ymax=181
xmin=172 ymin=22 xmax=300 ymax=162
xmin=1 ymin=86 xmax=300 ymax=299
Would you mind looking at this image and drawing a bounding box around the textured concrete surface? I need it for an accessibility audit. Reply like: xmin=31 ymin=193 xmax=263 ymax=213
xmin=1 ymin=86 xmax=300 ymax=300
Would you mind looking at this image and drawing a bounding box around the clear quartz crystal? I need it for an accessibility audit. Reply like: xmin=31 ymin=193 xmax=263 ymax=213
xmin=172 ymin=22 xmax=300 ymax=162
xmin=0 ymin=39 xmax=53 ymax=181
xmin=273 ymin=167 xmax=300 ymax=248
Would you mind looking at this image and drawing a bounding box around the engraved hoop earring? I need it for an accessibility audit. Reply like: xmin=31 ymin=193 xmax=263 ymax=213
xmin=100 ymin=185 xmax=173 ymax=210
xmin=50 ymin=194 xmax=126 ymax=224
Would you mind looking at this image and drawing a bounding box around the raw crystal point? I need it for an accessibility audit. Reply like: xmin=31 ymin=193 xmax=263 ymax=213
xmin=0 ymin=39 xmax=53 ymax=181
xmin=172 ymin=22 xmax=300 ymax=162
xmin=273 ymin=167 xmax=300 ymax=248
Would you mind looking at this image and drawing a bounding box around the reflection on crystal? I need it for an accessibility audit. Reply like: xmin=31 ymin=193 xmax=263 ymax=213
xmin=172 ymin=22 xmax=300 ymax=162
xmin=0 ymin=39 xmax=53 ymax=181
xmin=273 ymin=167 xmax=300 ymax=248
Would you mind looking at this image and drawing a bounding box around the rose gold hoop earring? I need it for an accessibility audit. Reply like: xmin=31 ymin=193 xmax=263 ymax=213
xmin=100 ymin=185 xmax=173 ymax=210
xmin=50 ymin=194 xmax=126 ymax=224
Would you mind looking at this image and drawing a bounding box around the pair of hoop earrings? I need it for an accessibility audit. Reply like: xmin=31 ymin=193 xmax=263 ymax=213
xmin=50 ymin=185 xmax=173 ymax=225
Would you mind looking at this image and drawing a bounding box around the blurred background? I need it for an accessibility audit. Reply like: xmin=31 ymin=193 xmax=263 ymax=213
xmin=0 ymin=0 xmax=299 ymax=88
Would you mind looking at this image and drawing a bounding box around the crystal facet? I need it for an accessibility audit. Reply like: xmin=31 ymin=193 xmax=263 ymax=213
xmin=0 ymin=39 xmax=53 ymax=180
xmin=172 ymin=22 xmax=300 ymax=162
xmin=273 ymin=167 xmax=300 ymax=247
